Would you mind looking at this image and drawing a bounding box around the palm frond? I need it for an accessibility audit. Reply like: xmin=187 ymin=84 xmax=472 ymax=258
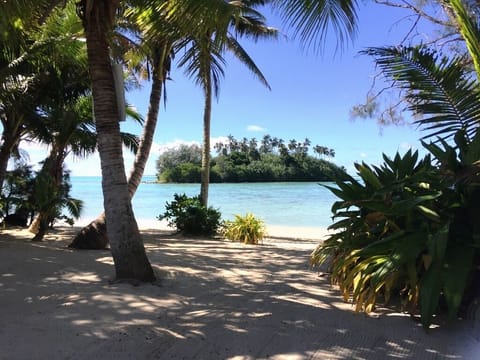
xmin=121 ymin=132 xmax=140 ymax=154
xmin=225 ymin=36 xmax=270 ymax=90
xmin=62 ymin=197 xmax=83 ymax=219
xmin=177 ymin=38 xmax=226 ymax=97
xmin=363 ymin=46 xmax=480 ymax=142
xmin=272 ymin=0 xmax=358 ymax=53
xmin=126 ymin=104 xmax=144 ymax=125
xmin=449 ymin=0 xmax=480 ymax=78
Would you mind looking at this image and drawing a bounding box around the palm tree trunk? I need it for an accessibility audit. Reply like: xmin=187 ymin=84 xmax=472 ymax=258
xmin=69 ymin=45 xmax=166 ymax=250
xmin=28 ymin=147 xmax=64 ymax=240
xmin=82 ymin=0 xmax=154 ymax=282
xmin=0 ymin=122 xmax=20 ymax=191
xmin=127 ymin=50 xmax=166 ymax=196
xmin=200 ymin=70 xmax=212 ymax=207
xmin=0 ymin=142 xmax=12 ymax=191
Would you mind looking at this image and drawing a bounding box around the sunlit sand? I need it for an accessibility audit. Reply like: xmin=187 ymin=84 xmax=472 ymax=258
xmin=0 ymin=226 xmax=477 ymax=359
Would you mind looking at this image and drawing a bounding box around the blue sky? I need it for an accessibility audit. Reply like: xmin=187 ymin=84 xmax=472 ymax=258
xmin=25 ymin=2 xmax=436 ymax=176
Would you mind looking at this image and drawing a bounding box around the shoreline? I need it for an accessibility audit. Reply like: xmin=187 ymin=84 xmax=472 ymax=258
xmin=71 ymin=218 xmax=331 ymax=242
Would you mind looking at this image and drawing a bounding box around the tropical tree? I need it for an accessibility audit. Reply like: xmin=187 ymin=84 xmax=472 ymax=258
xmin=69 ymin=3 xmax=176 ymax=249
xmin=177 ymin=1 xmax=277 ymax=206
xmin=0 ymin=1 xmax=88 ymax=190
xmin=13 ymin=0 xmax=359 ymax=281
xmin=77 ymin=0 xmax=155 ymax=281
xmin=30 ymin=170 xmax=83 ymax=241
xmin=314 ymin=1 xmax=480 ymax=324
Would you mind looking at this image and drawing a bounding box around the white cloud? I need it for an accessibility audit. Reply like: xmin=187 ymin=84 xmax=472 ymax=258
xmin=155 ymin=139 xmax=201 ymax=154
xmin=360 ymin=152 xmax=367 ymax=158
xmin=247 ymin=125 xmax=266 ymax=132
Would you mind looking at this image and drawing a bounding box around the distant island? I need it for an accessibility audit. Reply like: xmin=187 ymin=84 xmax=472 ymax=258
xmin=156 ymin=135 xmax=347 ymax=183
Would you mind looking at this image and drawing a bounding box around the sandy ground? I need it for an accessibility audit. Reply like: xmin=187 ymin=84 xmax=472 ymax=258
xmin=0 ymin=226 xmax=479 ymax=360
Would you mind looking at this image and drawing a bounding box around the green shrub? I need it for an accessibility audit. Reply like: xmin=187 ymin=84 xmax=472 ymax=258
xmin=222 ymin=213 xmax=266 ymax=244
xmin=158 ymin=193 xmax=221 ymax=236
xmin=311 ymin=148 xmax=479 ymax=328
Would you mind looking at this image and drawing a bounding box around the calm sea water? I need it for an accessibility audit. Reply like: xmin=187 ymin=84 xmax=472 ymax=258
xmin=70 ymin=176 xmax=338 ymax=228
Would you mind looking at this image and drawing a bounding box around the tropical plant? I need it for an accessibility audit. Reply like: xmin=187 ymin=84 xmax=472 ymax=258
xmin=311 ymin=148 xmax=480 ymax=328
xmin=30 ymin=170 xmax=83 ymax=241
xmin=176 ymin=1 xmax=277 ymax=207
xmin=313 ymin=41 xmax=480 ymax=327
xmin=68 ymin=1 xmax=177 ymax=250
xmin=18 ymin=0 xmax=359 ymax=282
xmin=158 ymin=193 xmax=222 ymax=236
xmin=222 ymin=213 xmax=266 ymax=244
xmin=76 ymin=0 xmax=156 ymax=281
xmin=0 ymin=161 xmax=35 ymax=226
xmin=0 ymin=0 xmax=89 ymax=190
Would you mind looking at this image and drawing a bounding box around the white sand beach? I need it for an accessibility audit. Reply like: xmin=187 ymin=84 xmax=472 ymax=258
xmin=0 ymin=226 xmax=478 ymax=359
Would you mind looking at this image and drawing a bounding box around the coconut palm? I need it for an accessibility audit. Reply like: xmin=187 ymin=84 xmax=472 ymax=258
xmin=69 ymin=3 xmax=176 ymax=249
xmin=176 ymin=0 xmax=277 ymax=206
xmin=12 ymin=0 xmax=358 ymax=281
xmin=76 ymin=0 xmax=156 ymax=281
xmin=0 ymin=1 xmax=87 ymax=190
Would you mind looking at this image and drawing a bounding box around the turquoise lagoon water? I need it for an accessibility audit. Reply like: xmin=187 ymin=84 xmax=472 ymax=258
xmin=70 ymin=176 xmax=338 ymax=228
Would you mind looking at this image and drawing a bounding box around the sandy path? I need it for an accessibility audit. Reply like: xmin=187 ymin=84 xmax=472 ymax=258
xmin=0 ymin=227 xmax=478 ymax=359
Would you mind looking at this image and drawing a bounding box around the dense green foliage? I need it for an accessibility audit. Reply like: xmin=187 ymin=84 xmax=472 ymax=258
xmin=0 ymin=161 xmax=82 ymax=228
xmin=221 ymin=213 xmax=266 ymax=244
xmin=312 ymin=45 xmax=480 ymax=328
xmin=158 ymin=193 xmax=222 ymax=236
xmin=0 ymin=162 xmax=35 ymax=225
xmin=156 ymin=135 xmax=346 ymax=183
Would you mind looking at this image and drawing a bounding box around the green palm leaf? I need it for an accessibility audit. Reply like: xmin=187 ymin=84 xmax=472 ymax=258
xmin=272 ymin=0 xmax=358 ymax=52
xmin=363 ymin=46 xmax=480 ymax=142
xmin=225 ymin=36 xmax=271 ymax=90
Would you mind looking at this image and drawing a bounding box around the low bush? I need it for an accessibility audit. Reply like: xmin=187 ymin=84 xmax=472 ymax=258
xmin=158 ymin=193 xmax=221 ymax=236
xmin=222 ymin=213 xmax=266 ymax=244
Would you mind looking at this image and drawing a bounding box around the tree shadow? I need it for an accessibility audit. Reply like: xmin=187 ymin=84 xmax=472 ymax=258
xmin=0 ymin=227 xmax=477 ymax=359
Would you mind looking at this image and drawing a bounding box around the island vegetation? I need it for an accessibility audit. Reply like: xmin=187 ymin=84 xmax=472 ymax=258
xmin=156 ymin=135 xmax=347 ymax=183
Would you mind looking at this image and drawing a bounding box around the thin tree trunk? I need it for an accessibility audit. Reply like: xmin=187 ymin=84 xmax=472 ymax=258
xmin=70 ymin=44 xmax=166 ymax=250
xmin=0 ymin=122 xmax=20 ymax=191
xmin=82 ymin=0 xmax=154 ymax=282
xmin=127 ymin=50 xmax=166 ymax=197
xmin=31 ymin=215 xmax=48 ymax=241
xmin=0 ymin=142 xmax=12 ymax=191
xmin=200 ymin=70 xmax=212 ymax=207
xmin=28 ymin=146 xmax=64 ymax=240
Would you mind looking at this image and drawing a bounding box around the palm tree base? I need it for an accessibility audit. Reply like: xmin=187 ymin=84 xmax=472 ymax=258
xmin=69 ymin=214 xmax=108 ymax=249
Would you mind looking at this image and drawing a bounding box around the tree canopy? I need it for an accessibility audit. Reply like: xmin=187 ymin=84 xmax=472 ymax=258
xmin=156 ymin=135 xmax=346 ymax=183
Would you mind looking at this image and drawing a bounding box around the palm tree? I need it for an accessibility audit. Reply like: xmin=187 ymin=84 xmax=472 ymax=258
xmin=177 ymin=0 xmax=277 ymax=206
xmin=0 ymin=0 xmax=92 ymax=191
xmin=77 ymin=0 xmax=155 ymax=282
xmin=70 ymin=3 xmax=176 ymax=249
xmin=13 ymin=0 xmax=359 ymax=281
xmin=28 ymin=97 xmax=95 ymax=241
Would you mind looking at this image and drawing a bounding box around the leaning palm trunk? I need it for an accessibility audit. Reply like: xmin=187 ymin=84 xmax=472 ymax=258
xmin=28 ymin=146 xmax=64 ymax=241
xmin=0 ymin=122 xmax=21 ymax=191
xmin=69 ymin=47 xmax=166 ymax=249
xmin=30 ymin=216 xmax=49 ymax=241
xmin=81 ymin=0 xmax=154 ymax=282
xmin=200 ymin=70 xmax=212 ymax=207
